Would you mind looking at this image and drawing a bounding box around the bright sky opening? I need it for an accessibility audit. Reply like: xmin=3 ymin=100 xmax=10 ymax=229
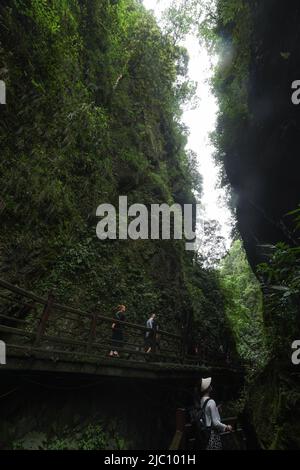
xmin=143 ymin=0 xmax=233 ymax=249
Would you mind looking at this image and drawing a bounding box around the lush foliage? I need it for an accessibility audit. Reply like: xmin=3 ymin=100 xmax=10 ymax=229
xmin=196 ymin=0 xmax=252 ymax=187
xmin=251 ymin=225 xmax=300 ymax=449
xmin=258 ymin=241 xmax=300 ymax=359
xmin=12 ymin=422 xmax=126 ymax=450
xmin=197 ymin=218 xmax=227 ymax=268
xmin=196 ymin=0 xmax=300 ymax=449
xmin=0 ymin=0 xmax=230 ymax=343
xmin=219 ymin=240 xmax=267 ymax=371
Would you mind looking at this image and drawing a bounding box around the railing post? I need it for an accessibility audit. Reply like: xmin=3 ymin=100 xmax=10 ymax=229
xmin=176 ymin=408 xmax=186 ymax=432
xmin=176 ymin=408 xmax=186 ymax=450
xmin=35 ymin=291 xmax=54 ymax=346
xmin=86 ymin=314 xmax=97 ymax=353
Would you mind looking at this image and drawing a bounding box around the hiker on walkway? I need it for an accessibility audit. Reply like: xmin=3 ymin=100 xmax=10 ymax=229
xmin=197 ymin=377 xmax=233 ymax=450
xmin=144 ymin=313 xmax=158 ymax=354
xmin=109 ymin=304 xmax=126 ymax=357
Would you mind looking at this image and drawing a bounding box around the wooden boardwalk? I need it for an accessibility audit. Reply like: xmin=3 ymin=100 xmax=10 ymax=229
xmin=0 ymin=279 xmax=240 ymax=380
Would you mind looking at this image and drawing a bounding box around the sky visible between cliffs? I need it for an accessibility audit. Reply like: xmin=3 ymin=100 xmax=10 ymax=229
xmin=143 ymin=0 xmax=233 ymax=250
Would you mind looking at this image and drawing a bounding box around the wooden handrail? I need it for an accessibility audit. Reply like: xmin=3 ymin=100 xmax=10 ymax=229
xmin=169 ymin=408 xmax=186 ymax=450
xmin=0 ymin=320 xmax=182 ymax=362
xmin=169 ymin=431 xmax=183 ymax=450
xmin=0 ymin=279 xmax=48 ymax=304
xmin=0 ymin=279 xmax=242 ymax=371
xmin=0 ymin=278 xmax=181 ymax=340
xmin=168 ymin=409 xmax=245 ymax=450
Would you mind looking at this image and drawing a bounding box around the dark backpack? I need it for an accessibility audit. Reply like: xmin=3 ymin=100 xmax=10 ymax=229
xmin=188 ymin=398 xmax=212 ymax=449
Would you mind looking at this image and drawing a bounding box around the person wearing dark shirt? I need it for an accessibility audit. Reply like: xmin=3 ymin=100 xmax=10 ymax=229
xmin=145 ymin=313 xmax=158 ymax=354
xmin=109 ymin=305 xmax=126 ymax=357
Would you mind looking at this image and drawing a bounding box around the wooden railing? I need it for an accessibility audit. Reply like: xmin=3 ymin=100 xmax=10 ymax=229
xmin=0 ymin=278 xmax=238 ymax=369
xmin=169 ymin=409 xmax=195 ymax=450
xmin=169 ymin=408 xmax=247 ymax=450
xmin=0 ymin=279 xmax=184 ymax=364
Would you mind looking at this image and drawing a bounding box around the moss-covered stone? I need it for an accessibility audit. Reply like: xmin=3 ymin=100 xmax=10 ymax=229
xmin=246 ymin=360 xmax=300 ymax=449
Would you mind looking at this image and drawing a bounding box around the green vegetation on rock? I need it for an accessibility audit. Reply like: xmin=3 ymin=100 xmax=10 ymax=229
xmin=199 ymin=0 xmax=300 ymax=450
xmin=219 ymin=240 xmax=267 ymax=373
xmin=0 ymin=0 xmax=226 ymax=339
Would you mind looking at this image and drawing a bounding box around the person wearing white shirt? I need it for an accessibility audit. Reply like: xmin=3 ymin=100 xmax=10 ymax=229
xmin=199 ymin=377 xmax=233 ymax=450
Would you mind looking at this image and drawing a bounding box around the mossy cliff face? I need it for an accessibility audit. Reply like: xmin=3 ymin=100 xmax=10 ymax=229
xmin=212 ymin=0 xmax=300 ymax=449
xmin=245 ymin=360 xmax=300 ymax=450
xmin=0 ymin=0 xmax=231 ymax=340
xmin=214 ymin=0 xmax=300 ymax=269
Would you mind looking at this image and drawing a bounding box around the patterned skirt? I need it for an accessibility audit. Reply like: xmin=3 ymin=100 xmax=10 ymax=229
xmin=207 ymin=430 xmax=222 ymax=450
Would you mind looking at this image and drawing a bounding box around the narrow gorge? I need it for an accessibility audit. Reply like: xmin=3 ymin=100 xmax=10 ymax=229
xmin=0 ymin=0 xmax=299 ymax=451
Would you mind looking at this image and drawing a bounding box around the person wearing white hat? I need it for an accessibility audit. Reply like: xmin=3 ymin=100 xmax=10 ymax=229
xmin=198 ymin=377 xmax=233 ymax=450
xmin=200 ymin=377 xmax=212 ymax=393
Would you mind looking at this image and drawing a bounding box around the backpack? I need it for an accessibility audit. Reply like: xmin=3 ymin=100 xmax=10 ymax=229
xmin=188 ymin=398 xmax=212 ymax=449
